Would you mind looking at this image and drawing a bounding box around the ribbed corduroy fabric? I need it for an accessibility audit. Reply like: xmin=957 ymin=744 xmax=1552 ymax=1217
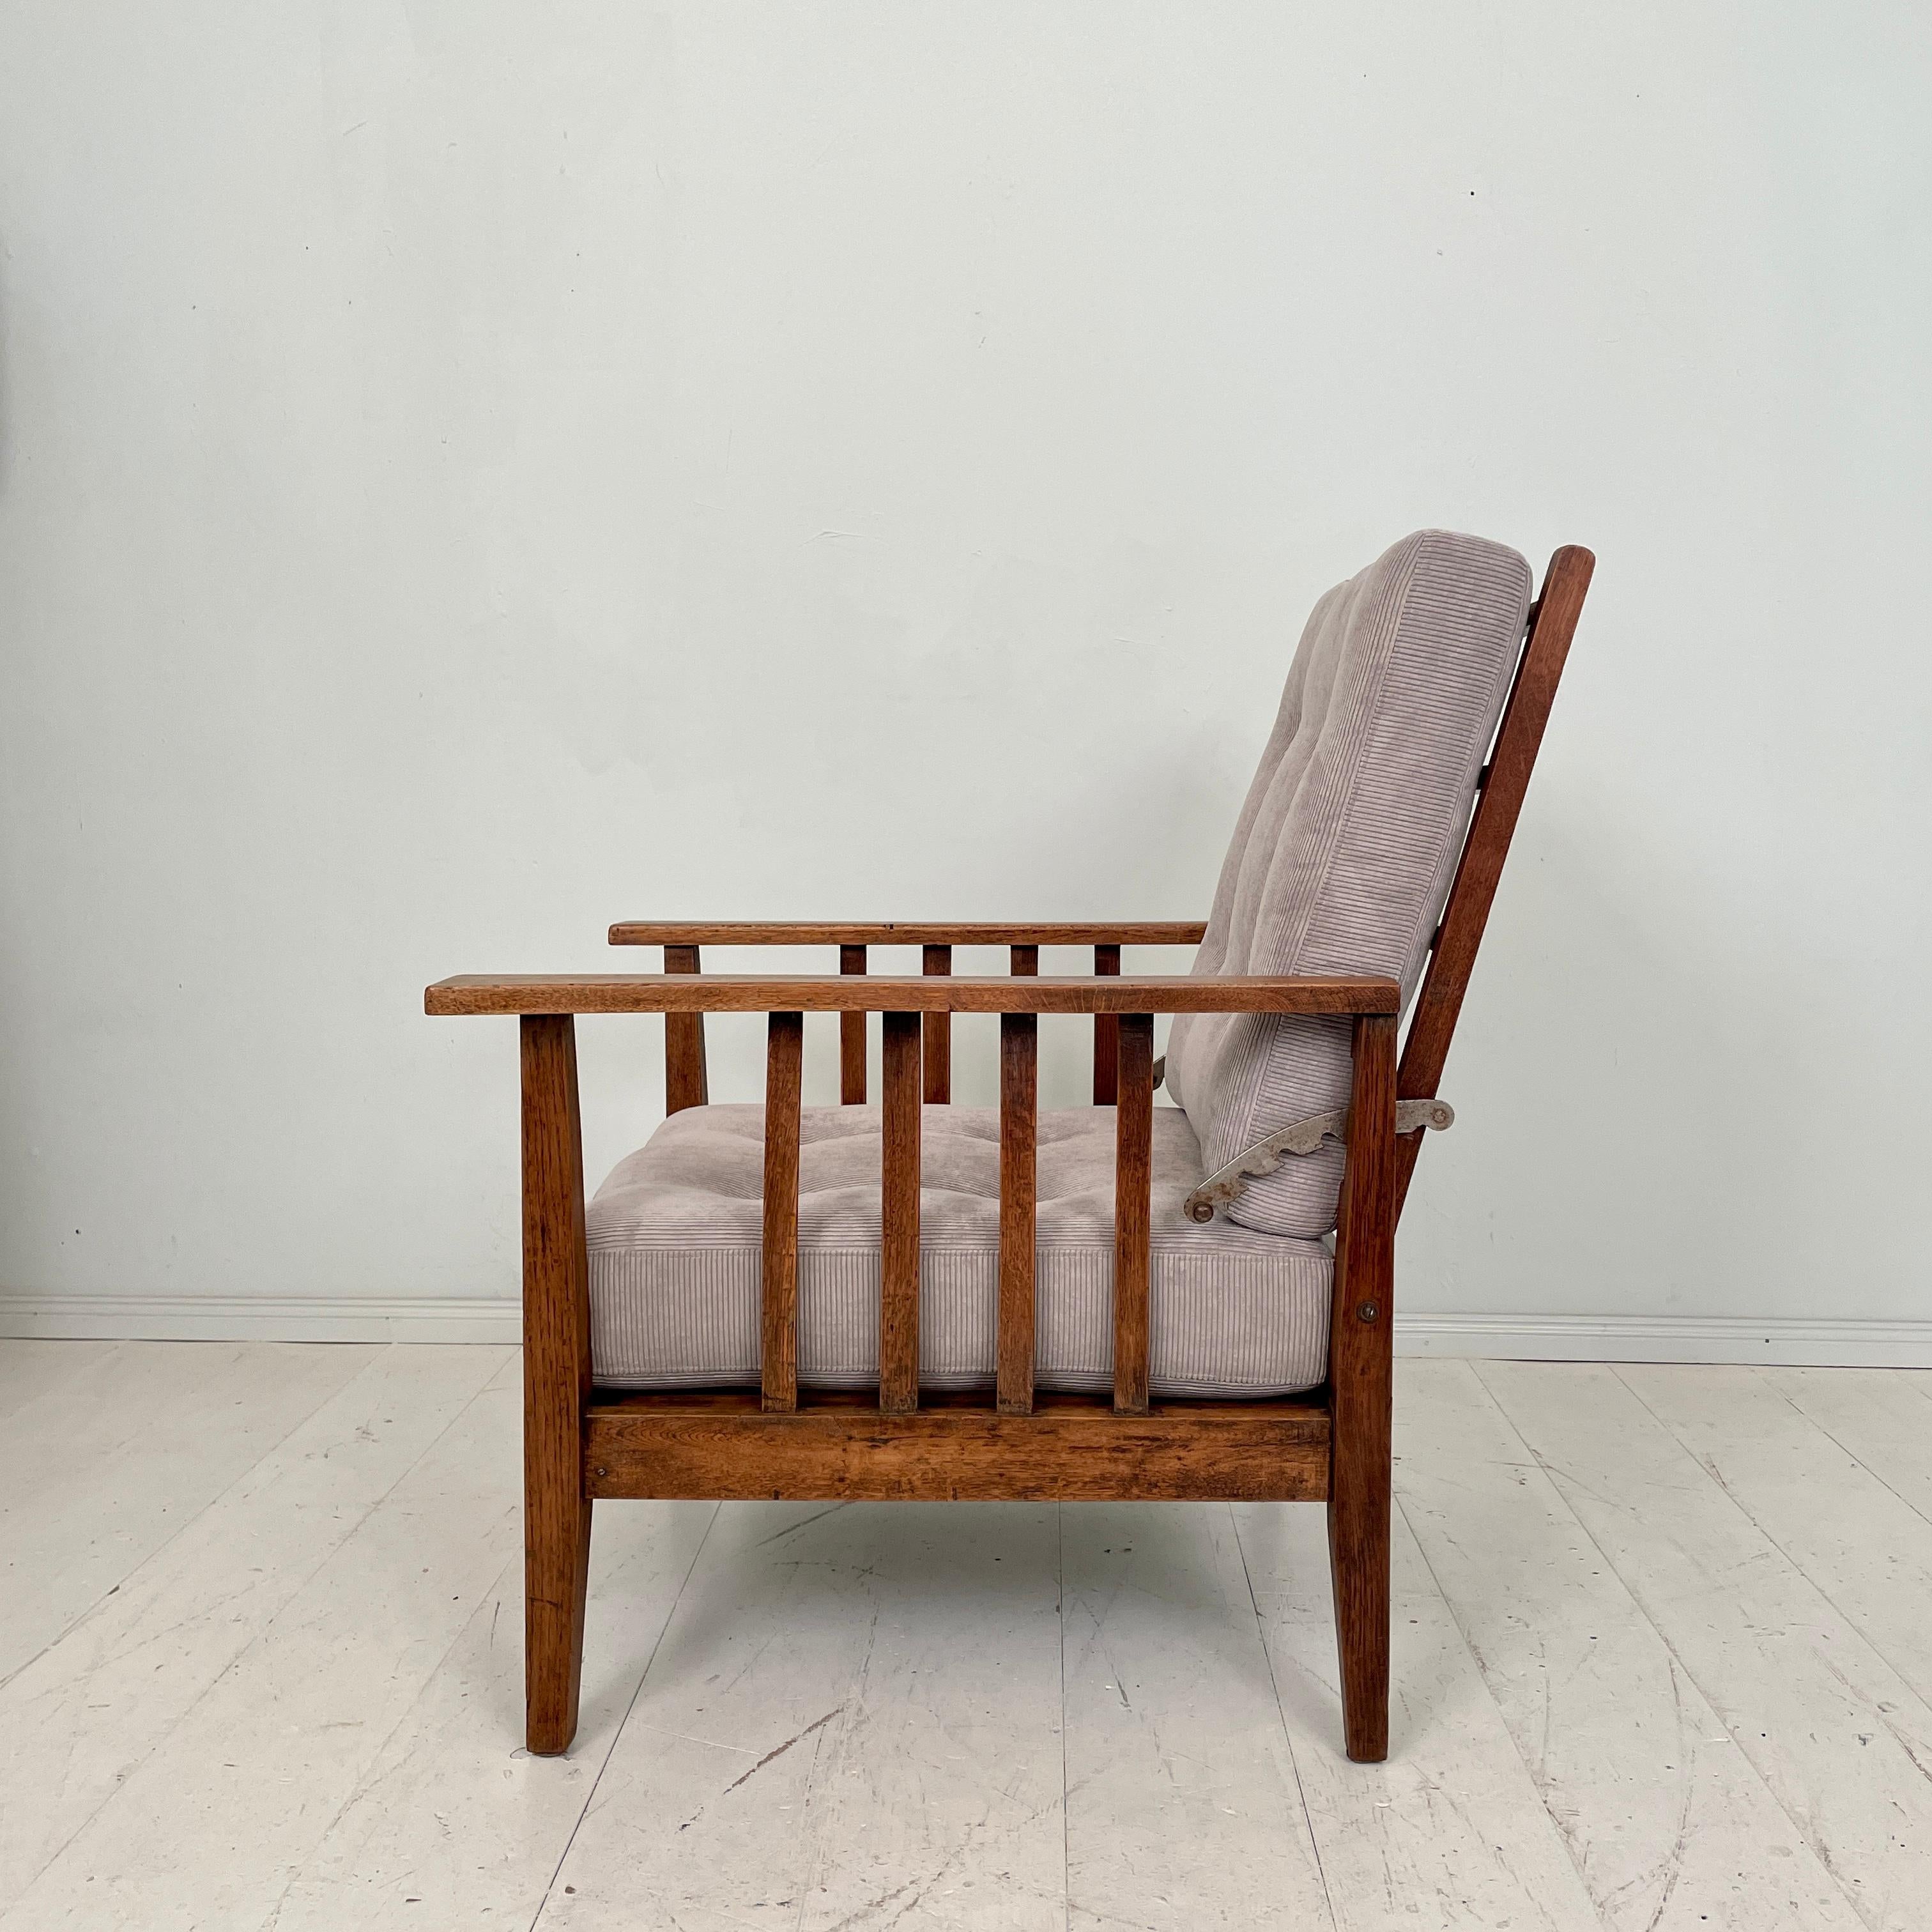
xmin=1164 ymin=530 xmax=1531 ymax=1237
xmin=586 ymin=528 xmax=1529 ymax=1387
xmin=588 ymin=1103 xmax=1332 ymax=1396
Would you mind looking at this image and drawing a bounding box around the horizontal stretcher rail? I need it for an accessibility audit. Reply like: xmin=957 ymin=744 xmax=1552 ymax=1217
xmin=583 ymin=1388 xmax=1332 ymax=1501
xmin=425 ymin=973 xmax=1399 ymax=1017
xmin=608 ymin=921 xmax=1209 ymax=947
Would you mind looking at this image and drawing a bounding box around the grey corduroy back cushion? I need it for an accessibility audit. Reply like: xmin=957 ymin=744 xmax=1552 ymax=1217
xmin=1164 ymin=530 xmax=1532 ymax=1238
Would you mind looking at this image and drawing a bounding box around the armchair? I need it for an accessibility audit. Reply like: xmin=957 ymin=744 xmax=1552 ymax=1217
xmin=426 ymin=533 xmax=1593 ymax=1766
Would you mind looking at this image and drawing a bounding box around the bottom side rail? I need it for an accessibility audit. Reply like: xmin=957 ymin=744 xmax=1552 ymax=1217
xmin=583 ymin=1388 xmax=1331 ymax=1502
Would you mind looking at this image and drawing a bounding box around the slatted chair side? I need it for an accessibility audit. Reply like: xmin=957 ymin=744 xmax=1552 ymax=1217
xmin=663 ymin=944 xmax=709 ymax=1112
xmin=922 ymin=944 xmax=952 ymax=1102
xmin=997 ymin=1011 xmax=1038 ymax=1414
xmin=760 ymin=1012 xmax=804 ymax=1412
xmin=1112 ymin=1011 xmax=1155 ymax=1414
xmin=1092 ymin=943 xmax=1121 ymax=1103
xmin=839 ymin=944 xmax=868 ymax=1103
xmin=880 ymin=1010 xmax=923 ymax=1411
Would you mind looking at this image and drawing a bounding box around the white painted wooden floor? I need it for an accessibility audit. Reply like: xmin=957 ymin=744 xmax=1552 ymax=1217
xmin=1 ymin=1345 xmax=1928 ymax=1929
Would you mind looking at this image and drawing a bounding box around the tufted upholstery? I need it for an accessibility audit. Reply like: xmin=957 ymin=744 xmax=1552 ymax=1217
xmin=586 ymin=528 xmax=1531 ymax=1390
xmin=1165 ymin=530 xmax=1531 ymax=1236
xmin=588 ymin=1103 xmax=1331 ymax=1396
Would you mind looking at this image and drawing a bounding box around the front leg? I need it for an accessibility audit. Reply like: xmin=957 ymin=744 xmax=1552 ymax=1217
xmin=521 ymin=1015 xmax=594 ymax=1756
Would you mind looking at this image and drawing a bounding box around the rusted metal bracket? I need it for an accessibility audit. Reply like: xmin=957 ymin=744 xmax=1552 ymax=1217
xmin=1183 ymin=1098 xmax=1453 ymax=1223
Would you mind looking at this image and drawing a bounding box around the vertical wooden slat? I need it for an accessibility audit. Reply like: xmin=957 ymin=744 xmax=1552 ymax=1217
xmin=519 ymin=1014 xmax=592 ymax=1756
xmin=839 ymin=944 xmax=867 ymax=1104
xmin=921 ymin=944 xmax=952 ymax=1102
xmin=1003 ymin=946 xmax=1040 ymax=1413
xmin=663 ymin=944 xmax=709 ymax=1114
xmin=761 ymin=1012 xmax=804 ymax=1413
xmin=997 ymin=1012 xmax=1038 ymax=1415
xmin=880 ymin=1011 xmax=922 ymax=1413
xmin=1112 ymin=1012 xmax=1153 ymax=1415
xmin=1092 ymin=943 xmax=1121 ymax=1104
xmin=1328 ymin=1010 xmax=1397 ymax=1762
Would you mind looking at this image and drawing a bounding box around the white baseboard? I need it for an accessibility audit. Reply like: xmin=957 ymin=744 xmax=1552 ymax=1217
xmin=3 ymin=1297 xmax=1932 ymax=1368
xmin=0 ymin=1296 xmax=522 ymax=1345
xmin=1396 ymin=1313 xmax=1932 ymax=1368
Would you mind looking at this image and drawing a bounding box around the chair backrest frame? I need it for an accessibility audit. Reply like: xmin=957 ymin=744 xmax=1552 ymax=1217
xmin=1392 ymin=544 xmax=1595 ymax=1220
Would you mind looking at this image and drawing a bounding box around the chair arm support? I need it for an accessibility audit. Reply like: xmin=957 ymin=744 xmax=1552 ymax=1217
xmin=607 ymin=921 xmax=1208 ymax=947
xmin=424 ymin=973 xmax=1399 ymax=1018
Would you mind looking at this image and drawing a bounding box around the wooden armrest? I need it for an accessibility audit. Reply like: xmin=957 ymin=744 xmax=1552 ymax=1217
xmin=618 ymin=926 xmax=1208 ymax=1108
xmin=606 ymin=921 xmax=1208 ymax=947
xmin=424 ymin=972 xmax=1397 ymax=1016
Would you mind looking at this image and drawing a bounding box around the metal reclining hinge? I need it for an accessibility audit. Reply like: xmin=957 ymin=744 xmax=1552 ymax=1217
xmin=1152 ymin=1054 xmax=1165 ymax=1091
xmin=1182 ymin=1098 xmax=1454 ymax=1224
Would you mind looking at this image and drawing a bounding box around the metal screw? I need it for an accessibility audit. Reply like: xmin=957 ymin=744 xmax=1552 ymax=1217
xmin=1358 ymin=1301 xmax=1379 ymax=1323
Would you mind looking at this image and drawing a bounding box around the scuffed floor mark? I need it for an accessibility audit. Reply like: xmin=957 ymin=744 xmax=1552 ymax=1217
xmin=724 ymin=1707 xmax=845 ymax=1797
xmin=677 ymin=1707 xmax=845 ymax=1834
xmin=755 ymin=1505 xmax=852 ymax=1549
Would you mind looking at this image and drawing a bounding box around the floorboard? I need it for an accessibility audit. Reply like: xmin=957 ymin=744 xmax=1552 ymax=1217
xmin=1621 ymin=1365 xmax=1932 ymax=1727
xmin=1395 ymin=1359 xmax=1860 ymax=1932
xmin=1757 ymin=1366 xmax=1932 ymax=1523
xmin=1060 ymin=1501 xmax=1334 ymax=1929
xmin=266 ymin=1496 xmax=717 ymax=1932
xmin=1482 ymin=1358 xmax=1932 ymax=1932
xmin=535 ymin=1499 xmax=1068 ymax=1931
xmin=0 ymin=1344 xmax=510 ymax=1915
xmin=0 ymin=1340 xmax=378 ymax=1687
xmin=1 ymin=1345 xmax=1920 ymax=1931
xmin=1234 ymin=1498 xmax=1602 ymax=1932
xmin=0 ymin=1341 xmax=123 ymax=1425
xmin=3 ymin=1357 xmax=523 ymax=1931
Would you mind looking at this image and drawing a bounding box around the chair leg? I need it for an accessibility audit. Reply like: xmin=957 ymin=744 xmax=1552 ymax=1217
xmin=525 ymin=1452 xmax=592 ymax=1756
xmin=1327 ymin=1009 xmax=1396 ymax=1762
xmin=519 ymin=1013 xmax=595 ymax=1756
xmin=1328 ymin=1449 xmax=1390 ymax=1762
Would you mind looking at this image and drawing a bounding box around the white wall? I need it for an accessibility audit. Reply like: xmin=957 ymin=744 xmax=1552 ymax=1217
xmin=3 ymin=4 xmax=1928 ymax=1353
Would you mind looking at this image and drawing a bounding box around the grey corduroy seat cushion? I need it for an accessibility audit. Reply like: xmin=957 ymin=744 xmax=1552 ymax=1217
xmin=588 ymin=1103 xmax=1333 ymax=1397
xmin=587 ymin=527 xmax=1531 ymax=1391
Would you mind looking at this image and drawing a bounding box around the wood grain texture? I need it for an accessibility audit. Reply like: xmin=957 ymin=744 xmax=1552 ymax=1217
xmin=1395 ymin=546 xmax=1593 ymax=1215
xmin=760 ymin=1013 xmax=803 ymax=1414
xmin=519 ymin=1015 xmax=592 ymax=1757
xmin=1008 ymin=943 xmax=1039 ymax=976
xmin=997 ymin=1013 xmax=1038 ymax=1416
xmin=1112 ymin=1013 xmax=1153 ymax=1415
xmin=1327 ymin=1010 xmax=1397 ymax=1763
xmin=838 ymin=945 xmax=866 ymax=1105
xmin=1092 ymin=943 xmax=1121 ymax=1105
xmin=661 ymin=945 xmax=709 ymax=1115
xmin=583 ymin=1391 xmax=1330 ymax=1501
xmin=880 ymin=1012 xmax=921 ymax=1414
xmin=610 ymin=921 xmax=1208 ymax=947
xmin=921 ymin=944 xmax=952 ymax=1104
xmin=426 ymin=974 xmax=1398 ymax=1016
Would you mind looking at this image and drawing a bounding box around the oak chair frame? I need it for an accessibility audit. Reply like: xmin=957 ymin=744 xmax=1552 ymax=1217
xmin=425 ymin=545 xmax=1593 ymax=1765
